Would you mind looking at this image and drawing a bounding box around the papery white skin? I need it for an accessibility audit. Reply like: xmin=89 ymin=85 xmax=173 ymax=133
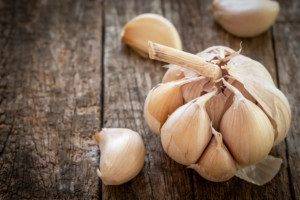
xmin=212 ymin=0 xmax=280 ymax=37
xmin=94 ymin=128 xmax=146 ymax=185
xmin=161 ymin=91 xmax=216 ymax=165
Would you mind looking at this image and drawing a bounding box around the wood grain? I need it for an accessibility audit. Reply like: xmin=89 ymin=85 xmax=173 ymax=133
xmin=0 ymin=0 xmax=102 ymax=199
xmin=273 ymin=22 xmax=300 ymax=200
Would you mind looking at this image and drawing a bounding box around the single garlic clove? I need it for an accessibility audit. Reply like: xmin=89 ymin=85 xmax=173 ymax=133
xmin=235 ymin=155 xmax=282 ymax=185
xmin=190 ymin=128 xmax=237 ymax=182
xmin=220 ymin=80 xmax=274 ymax=166
xmin=226 ymin=56 xmax=291 ymax=144
xmin=94 ymin=128 xmax=146 ymax=185
xmin=206 ymin=91 xmax=233 ymax=129
xmin=160 ymin=91 xmax=216 ymax=165
xmin=121 ymin=13 xmax=182 ymax=57
xmin=181 ymin=77 xmax=211 ymax=102
xmin=144 ymin=78 xmax=199 ymax=134
xmin=211 ymin=0 xmax=280 ymax=37
xmin=162 ymin=65 xmax=186 ymax=83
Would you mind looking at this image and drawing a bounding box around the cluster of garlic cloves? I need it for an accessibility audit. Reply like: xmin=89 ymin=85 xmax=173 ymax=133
xmin=144 ymin=42 xmax=291 ymax=184
xmin=94 ymin=128 xmax=146 ymax=185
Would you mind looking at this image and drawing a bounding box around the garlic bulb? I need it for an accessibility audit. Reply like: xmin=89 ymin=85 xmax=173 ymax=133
xmin=161 ymin=91 xmax=215 ymax=165
xmin=94 ymin=128 xmax=146 ymax=185
xmin=211 ymin=0 xmax=280 ymax=37
xmin=190 ymin=127 xmax=237 ymax=182
xmin=121 ymin=13 xmax=182 ymax=57
xmin=144 ymin=42 xmax=291 ymax=184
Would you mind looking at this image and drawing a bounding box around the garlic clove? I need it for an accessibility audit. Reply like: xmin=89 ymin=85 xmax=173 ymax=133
xmin=160 ymin=91 xmax=216 ymax=165
xmin=162 ymin=64 xmax=198 ymax=83
xmin=226 ymin=56 xmax=291 ymax=144
xmin=181 ymin=77 xmax=211 ymax=102
xmin=144 ymin=78 xmax=200 ymax=134
xmin=94 ymin=128 xmax=146 ymax=185
xmin=235 ymin=155 xmax=282 ymax=185
xmin=220 ymin=80 xmax=274 ymax=166
xmin=190 ymin=127 xmax=237 ymax=182
xmin=121 ymin=13 xmax=182 ymax=57
xmin=206 ymin=91 xmax=233 ymax=129
xmin=211 ymin=0 xmax=280 ymax=37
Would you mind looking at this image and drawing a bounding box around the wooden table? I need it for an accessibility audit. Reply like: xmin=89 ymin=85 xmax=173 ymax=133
xmin=0 ymin=0 xmax=299 ymax=199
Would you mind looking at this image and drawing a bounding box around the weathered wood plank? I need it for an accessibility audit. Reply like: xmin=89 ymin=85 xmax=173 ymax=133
xmin=102 ymin=0 xmax=196 ymax=199
xmin=273 ymin=22 xmax=300 ymax=200
xmin=0 ymin=0 xmax=102 ymax=199
xmin=277 ymin=0 xmax=300 ymax=23
xmin=163 ymin=0 xmax=292 ymax=199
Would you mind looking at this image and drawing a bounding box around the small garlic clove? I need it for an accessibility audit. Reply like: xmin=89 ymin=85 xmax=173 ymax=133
xmin=144 ymin=78 xmax=200 ymax=134
xmin=160 ymin=91 xmax=216 ymax=165
xmin=206 ymin=91 xmax=233 ymax=129
xmin=121 ymin=13 xmax=182 ymax=57
xmin=235 ymin=155 xmax=282 ymax=186
xmin=226 ymin=56 xmax=291 ymax=144
xmin=181 ymin=77 xmax=211 ymax=102
xmin=211 ymin=0 xmax=280 ymax=37
xmin=190 ymin=127 xmax=237 ymax=182
xmin=162 ymin=64 xmax=198 ymax=83
xmin=220 ymin=80 xmax=274 ymax=166
xmin=94 ymin=128 xmax=146 ymax=185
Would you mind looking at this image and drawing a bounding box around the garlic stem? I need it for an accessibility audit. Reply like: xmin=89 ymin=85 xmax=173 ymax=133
xmin=148 ymin=42 xmax=222 ymax=80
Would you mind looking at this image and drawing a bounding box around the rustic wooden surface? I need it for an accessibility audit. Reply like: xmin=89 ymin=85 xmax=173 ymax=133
xmin=0 ymin=0 xmax=299 ymax=199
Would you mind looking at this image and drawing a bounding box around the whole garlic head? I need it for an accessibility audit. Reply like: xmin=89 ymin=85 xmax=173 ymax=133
xmin=94 ymin=128 xmax=146 ymax=185
xmin=212 ymin=0 xmax=280 ymax=37
xmin=145 ymin=42 xmax=291 ymax=184
xmin=122 ymin=13 xmax=182 ymax=57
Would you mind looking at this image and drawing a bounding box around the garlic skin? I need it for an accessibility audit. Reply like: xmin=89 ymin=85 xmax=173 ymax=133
xmin=121 ymin=13 xmax=182 ymax=57
xmin=160 ymin=91 xmax=215 ymax=165
xmin=190 ymin=128 xmax=237 ymax=182
xmin=220 ymin=81 xmax=274 ymax=166
xmin=212 ymin=0 xmax=280 ymax=37
xmin=94 ymin=128 xmax=146 ymax=185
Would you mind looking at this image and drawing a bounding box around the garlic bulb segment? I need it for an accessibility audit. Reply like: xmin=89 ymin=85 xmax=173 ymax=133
xmin=148 ymin=42 xmax=222 ymax=80
xmin=181 ymin=77 xmax=211 ymax=102
xmin=121 ymin=13 xmax=182 ymax=57
xmin=212 ymin=0 xmax=280 ymax=37
xmin=226 ymin=56 xmax=291 ymax=144
xmin=220 ymin=80 xmax=274 ymax=166
xmin=197 ymin=46 xmax=236 ymax=63
xmin=160 ymin=91 xmax=216 ymax=165
xmin=162 ymin=64 xmax=198 ymax=83
xmin=206 ymin=91 xmax=232 ymax=129
xmin=236 ymin=155 xmax=282 ymax=185
xmin=144 ymin=78 xmax=200 ymax=134
xmin=94 ymin=128 xmax=146 ymax=185
xmin=190 ymin=128 xmax=237 ymax=182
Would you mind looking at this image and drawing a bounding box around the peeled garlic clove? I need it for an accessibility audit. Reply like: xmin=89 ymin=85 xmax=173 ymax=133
xmin=160 ymin=91 xmax=216 ymax=165
xmin=226 ymin=56 xmax=291 ymax=144
xmin=236 ymin=155 xmax=282 ymax=185
xmin=121 ymin=13 xmax=182 ymax=57
xmin=190 ymin=128 xmax=237 ymax=182
xmin=144 ymin=78 xmax=199 ymax=134
xmin=94 ymin=128 xmax=146 ymax=185
xmin=220 ymin=80 xmax=274 ymax=166
xmin=212 ymin=0 xmax=280 ymax=37
xmin=206 ymin=91 xmax=233 ymax=129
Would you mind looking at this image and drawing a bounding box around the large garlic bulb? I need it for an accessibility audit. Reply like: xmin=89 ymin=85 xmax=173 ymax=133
xmin=144 ymin=42 xmax=291 ymax=185
xmin=94 ymin=128 xmax=146 ymax=185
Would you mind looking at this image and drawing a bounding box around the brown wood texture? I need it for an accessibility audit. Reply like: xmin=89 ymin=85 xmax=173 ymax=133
xmin=0 ymin=0 xmax=102 ymax=199
xmin=273 ymin=22 xmax=300 ymax=200
xmin=0 ymin=0 xmax=299 ymax=199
